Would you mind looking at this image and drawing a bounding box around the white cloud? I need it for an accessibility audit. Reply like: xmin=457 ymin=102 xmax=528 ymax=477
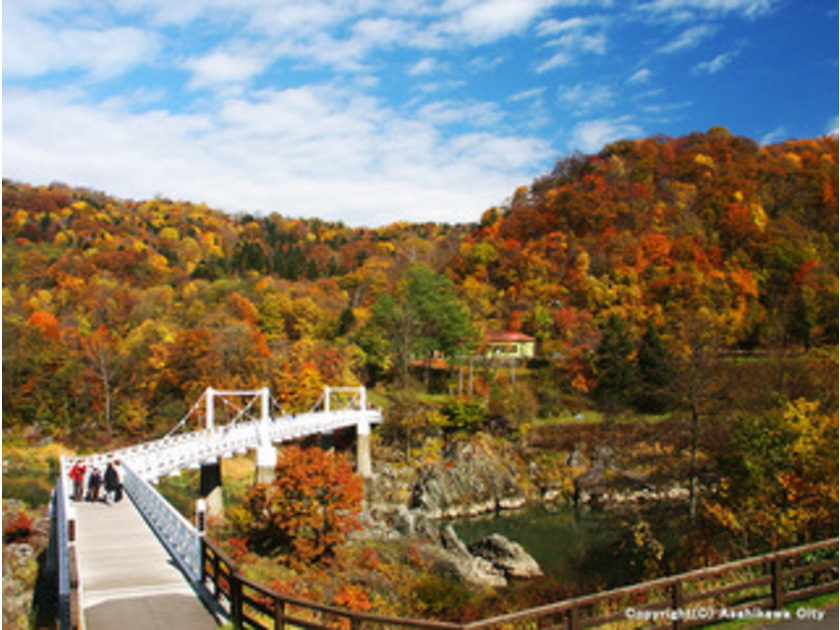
xmin=3 ymin=11 xmax=160 ymax=80
xmin=558 ymin=83 xmax=615 ymax=114
xmin=438 ymin=0 xmax=560 ymax=44
xmin=509 ymin=87 xmax=546 ymax=102
xmin=536 ymin=16 xmax=589 ymax=37
xmin=409 ymin=57 xmax=439 ymax=76
xmin=352 ymin=17 xmax=411 ymax=49
xmin=536 ymin=18 xmax=607 ymax=72
xmin=759 ymin=126 xmax=788 ymax=145
xmin=628 ymin=67 xmax=652 ymax=84
xmin=692 ymin=50 xmax=739 ymax=74
xmin=638 ymin=99 xmax=692 ymax=120
xmin=638 ymin=0 xmax=775 ymax=21
xmin=827 ymin=117 xmax=840 ymax=137
xmin=418 ymin=100 xmax=504 ymax=128
xmin=467 ymin=55 xmax=506 ymax=72
xmin=658 ymin=24 xmax=717 ymax=53
xmin=570 ymin=118 xmax=644 ymax=153
xmin=3 ymin=85 xmax=552 ymax=226
xmin=184 ymin=51 xmax=271 ymax=90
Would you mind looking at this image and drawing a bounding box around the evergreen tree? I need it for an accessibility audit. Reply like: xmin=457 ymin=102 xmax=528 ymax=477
xmin=594 ymin=313 xmax=636 ymax=414
xmin=634 ymin=325 xmax=672 ymax=414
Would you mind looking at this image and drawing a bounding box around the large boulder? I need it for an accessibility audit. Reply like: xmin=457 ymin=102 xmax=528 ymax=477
xmin=467 ymin=534 xmax=543 ymax=579
xmin=433 ymin=525 xmax=507 ymax=588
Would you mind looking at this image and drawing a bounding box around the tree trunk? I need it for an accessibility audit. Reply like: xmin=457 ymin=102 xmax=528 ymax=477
xmin=689 ymin=404 xmax=699 ymax=518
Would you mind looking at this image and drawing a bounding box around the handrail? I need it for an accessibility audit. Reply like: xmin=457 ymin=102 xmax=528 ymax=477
xmin=55 ymin=456 xmax=81 ymax=630
xmin=121 ymin=463 xmax=203 ymax=582
xmin=200 ymin=536 xmax=838 ymax=630
xmin=463 ymin=537 xmax=839 ymax=630
xmin=63 ymin=408 xmax=382 ymax=482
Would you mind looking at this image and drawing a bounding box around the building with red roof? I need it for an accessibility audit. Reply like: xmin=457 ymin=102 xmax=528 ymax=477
xmin=485 ymin=331 xmax=536 ymax=360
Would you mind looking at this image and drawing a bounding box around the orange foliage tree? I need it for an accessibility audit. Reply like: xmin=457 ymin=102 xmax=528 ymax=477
xmin=233 ymin=446 xmax=363 ymax=563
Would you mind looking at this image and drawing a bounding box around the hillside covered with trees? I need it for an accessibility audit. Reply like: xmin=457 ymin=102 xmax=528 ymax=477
xmin=3 ymin=128 xmax=836 ymax=441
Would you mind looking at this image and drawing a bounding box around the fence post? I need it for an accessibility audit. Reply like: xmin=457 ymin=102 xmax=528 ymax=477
xmin=569 ymin=604 xmax=580 ymax=630
xmin=232 ymin=573 xmax=243 ymax=629
xmin=672 ymin=581 xmax=684 ymax=630
xmin=273 ymin=599 xmax=285 ymax=630
xmin=212 ymin=551 xmax=220 ymax=600
xmin=771 ymin=554 xmax=784 ymax=610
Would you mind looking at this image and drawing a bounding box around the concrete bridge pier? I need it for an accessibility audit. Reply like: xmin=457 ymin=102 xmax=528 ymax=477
xmin=255 ymin=445 xmax=277 ymax=484
xmin=200 ymin=458 xmax=223 ymax=518
xmin=356 ymin=417 xmax=372 ymax=478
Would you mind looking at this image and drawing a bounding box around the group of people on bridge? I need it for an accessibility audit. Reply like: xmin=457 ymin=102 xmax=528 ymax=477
xmin=68 ymin=460 xmax=123 ymax=504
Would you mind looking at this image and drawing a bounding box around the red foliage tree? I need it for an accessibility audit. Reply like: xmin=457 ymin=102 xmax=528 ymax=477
xmin=235 ymin=446 xmax=363 ymax=563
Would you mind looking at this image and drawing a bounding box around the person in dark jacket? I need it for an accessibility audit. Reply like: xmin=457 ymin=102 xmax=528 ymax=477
xmin=103 ymin=461 xmax=121 ymax=504
xmin=87 ymin=467 xmax=102 ymax=502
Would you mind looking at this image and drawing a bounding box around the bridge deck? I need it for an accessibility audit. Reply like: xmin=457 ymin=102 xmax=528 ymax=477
xmin=74 ymin=496 xmax=218 ymax=630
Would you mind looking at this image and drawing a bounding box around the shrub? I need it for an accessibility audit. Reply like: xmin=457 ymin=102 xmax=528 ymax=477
xmin=4 ymin=510 xmax=34 ymax=543
xmin=233 ymin=446 xmax=363 ymax=563
xmin=437 ymin=397 xmax=486 ymax=436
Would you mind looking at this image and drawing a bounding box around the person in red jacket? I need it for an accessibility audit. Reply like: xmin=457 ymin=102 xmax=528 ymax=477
xmin=69 ymin=462 xmax=86 ymax=502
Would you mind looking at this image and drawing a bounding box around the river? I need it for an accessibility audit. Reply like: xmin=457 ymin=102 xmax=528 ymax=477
xmin=449 ymin=501 xmax=695 ymax=593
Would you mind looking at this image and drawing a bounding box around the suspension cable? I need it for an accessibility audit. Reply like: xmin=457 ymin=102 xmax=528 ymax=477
xmin=164 ymin=390 xmax=208 ymax=438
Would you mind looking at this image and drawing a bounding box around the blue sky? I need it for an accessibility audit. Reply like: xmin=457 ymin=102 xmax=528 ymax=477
xmin=4 ymin=0 xmax=838 ymax=226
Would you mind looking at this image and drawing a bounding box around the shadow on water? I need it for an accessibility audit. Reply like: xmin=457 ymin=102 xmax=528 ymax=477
xmin=450 ymin=501 xmax=695 ymax=595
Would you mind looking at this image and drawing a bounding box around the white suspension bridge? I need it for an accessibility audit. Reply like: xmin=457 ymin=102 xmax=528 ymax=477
xmin=51 ymin=385 xmax=381 ymax=630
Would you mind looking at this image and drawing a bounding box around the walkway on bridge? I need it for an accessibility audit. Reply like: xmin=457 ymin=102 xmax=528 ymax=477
xmin=74 ymin=496 xmax=219 ymax=630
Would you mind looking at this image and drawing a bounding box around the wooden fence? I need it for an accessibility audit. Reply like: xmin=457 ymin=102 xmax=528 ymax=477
xmin=201 ymin=537 xmax=838 ymax=630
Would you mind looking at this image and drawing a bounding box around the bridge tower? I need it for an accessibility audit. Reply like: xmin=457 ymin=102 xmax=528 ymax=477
xmin=322 ymin=386 xmax=372 ymax=477
xmin=200 ymin=387 xmax=224 ymax=518
xmin=255 ymin=386 xmax=277 ymax=484
xmin=200 ymin=387 xmax=278 ymax=516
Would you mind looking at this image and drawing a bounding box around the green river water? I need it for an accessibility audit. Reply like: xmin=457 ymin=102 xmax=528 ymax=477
xmin=450 ymin=502 xmax=693 ymax=592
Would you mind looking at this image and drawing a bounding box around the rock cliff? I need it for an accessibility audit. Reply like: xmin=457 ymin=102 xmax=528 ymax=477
xmin=409 ymin=438 xmax=526 ymax=519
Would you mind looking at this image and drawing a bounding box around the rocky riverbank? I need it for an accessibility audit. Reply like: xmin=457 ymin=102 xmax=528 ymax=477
xmin=368 ymin=432 xmax=691 ymax=522
xmin=362 ymin=430 xmax=691 ymax=588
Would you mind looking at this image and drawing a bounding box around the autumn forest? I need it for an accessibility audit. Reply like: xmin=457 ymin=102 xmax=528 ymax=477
xmin=2 ymin=127 xmax=838 ymax=620
xmin=4 ymin=128 xmax=837 ymax=435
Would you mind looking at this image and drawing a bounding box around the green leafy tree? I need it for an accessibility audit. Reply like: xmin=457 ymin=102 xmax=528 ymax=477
xmin=370 ymin=266 xmax=477 ymax=386
xmin=403 ymin=265 xmax=477 ymax=362
xmin=370 ymin=294 xmax=413 ymax=383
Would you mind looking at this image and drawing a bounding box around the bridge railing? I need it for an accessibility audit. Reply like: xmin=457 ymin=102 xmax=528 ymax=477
xmin=53 ymin=456 xmax=81 ymax=630
xmin=463 ymin=537 xmax=839 ymax=630
xmin=200 ymin=536 xmax=838 ymax=630
xmin=121 ymin=463 xmax=203 ymax=582
xmin=81 ymin=408 xmax=382 ymax=481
